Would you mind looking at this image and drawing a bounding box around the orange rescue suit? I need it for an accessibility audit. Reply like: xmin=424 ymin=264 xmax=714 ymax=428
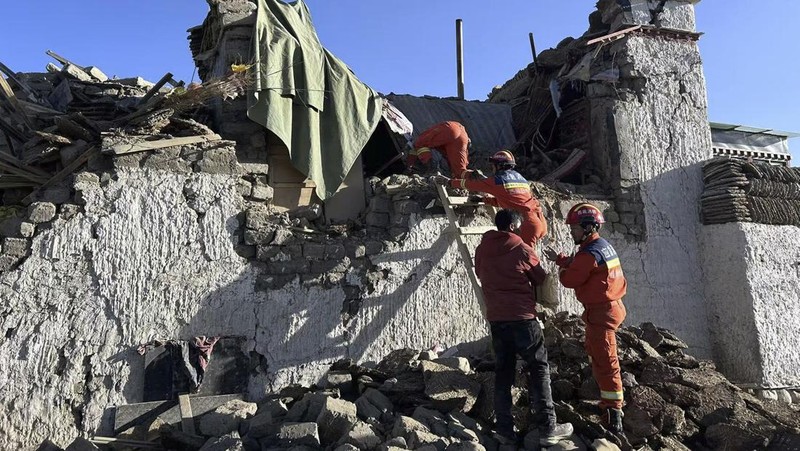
xmin=450 ymin=169 xmax=547 ymax=246
xmin=556 ymin=233 xmax=627 ymax=409
xmin=407 ymin=121 xmax=470 ymax=178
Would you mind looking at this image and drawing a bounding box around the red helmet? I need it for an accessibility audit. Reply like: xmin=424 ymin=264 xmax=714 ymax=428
xmin=566 ymin=203 xmax=605 ymax=226
xmin=488 ymin=150 xmax=515 ymax=166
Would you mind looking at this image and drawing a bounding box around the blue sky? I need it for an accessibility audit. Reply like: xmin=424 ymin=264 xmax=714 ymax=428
xmin=1 ymin=1 xmax=798 ymax=158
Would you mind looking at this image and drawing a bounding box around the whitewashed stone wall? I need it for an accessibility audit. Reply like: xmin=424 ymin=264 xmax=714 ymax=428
xmin=586 ymin=32 xmax=714 ymax=357
xmin=701 ymin=222 xmax=800 ymax=388
xmin=0 ymin=168 xmax=487 ymax=450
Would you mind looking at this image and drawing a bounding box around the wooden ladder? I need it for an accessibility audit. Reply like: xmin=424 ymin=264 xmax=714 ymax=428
xmin=435 ymin=184 xmax=496 ymax=315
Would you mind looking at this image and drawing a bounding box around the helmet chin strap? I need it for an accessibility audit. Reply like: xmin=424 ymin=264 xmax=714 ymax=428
xmin=575 ymin=224 xmax=597 ymax=244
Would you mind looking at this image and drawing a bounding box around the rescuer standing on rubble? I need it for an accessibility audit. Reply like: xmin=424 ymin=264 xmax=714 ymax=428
xmin=406 ymin=121 xmax=473 ymax=178
xmin=543 ymin=203 xmax=627 ymax=434
xmin=436 ymin=150 xmax=548 ymax=246
xmin=475 ymin=209 xmax=573 ymax=447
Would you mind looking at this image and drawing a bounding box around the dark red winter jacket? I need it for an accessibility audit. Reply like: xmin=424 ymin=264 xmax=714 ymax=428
xmin=474 ymin=230 xmax=546 ymax=321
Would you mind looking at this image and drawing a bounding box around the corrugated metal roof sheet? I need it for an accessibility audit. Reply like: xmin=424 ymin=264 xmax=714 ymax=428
xmin=384 ymin=94 xmax=517 ymax=159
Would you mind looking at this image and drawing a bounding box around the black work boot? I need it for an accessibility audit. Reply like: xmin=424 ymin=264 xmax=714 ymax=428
xmin=606 ymin=408 xmax=624 ymax=434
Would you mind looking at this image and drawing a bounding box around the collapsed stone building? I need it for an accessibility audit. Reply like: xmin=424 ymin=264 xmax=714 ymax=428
xmin=0 ymin=0 xmax=799 ymax=450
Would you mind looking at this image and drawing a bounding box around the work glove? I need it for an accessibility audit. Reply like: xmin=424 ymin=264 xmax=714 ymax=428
xmin=543 ymin=247 xmax=560 ymax=262
xmin=468 ymin=194 xmax=484 ymax=203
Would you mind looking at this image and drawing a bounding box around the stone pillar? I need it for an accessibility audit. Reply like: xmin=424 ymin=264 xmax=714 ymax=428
xmin=588 ymin=0 xmax=714 ymax=356
xmin=702 ymin=220 xmax=800 ymax=388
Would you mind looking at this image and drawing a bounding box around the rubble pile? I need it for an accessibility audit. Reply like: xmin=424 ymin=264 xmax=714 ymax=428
xmin=487 ymin=0 xmax=702 ymax=186
xmin=0 ymin=54 xmax=248 ymax=199
xmin=70 ymin=312 xmax=800 ymax=451
xmin=0 ymin=55 xmax=249 ymax=271
xmin=701 ymin=158 xmax=800 ymax=226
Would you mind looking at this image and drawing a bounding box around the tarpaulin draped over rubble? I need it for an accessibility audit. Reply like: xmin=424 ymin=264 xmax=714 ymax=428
xmin=248 ymin=0 xmax=383 ymax=200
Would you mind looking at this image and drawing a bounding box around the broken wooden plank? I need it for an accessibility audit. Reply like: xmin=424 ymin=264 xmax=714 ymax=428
xmin=0 ymin=160 xmax=49 ymax=184
xmin=540 ymin=149 xmax=587 ymax=183
xmin=0 ymin=61 xmax=48 ymax=106
xmin=586 ymin=25 xmax=642 ymax=46
xmin=32 ymin=130 xmax=72 ymax=146
xmin=0 ymin=150 xmax=52 ymax=178
xmin=55 ymin=116 xmax=95 ymax=142
xmin=107 ymin=134 xmax=221 ymax=156
xmin=46 ymin=49 xmax=84 ymax=70
xmin=0 ymin=74 xmax=34 ymax=130
xmin=22 ymin=146 xmax=98 ymax=204
xmin=178 ymin=394 xmax=196 ymax=435
xmin=138 ymin=72 xmax=174 ymax=106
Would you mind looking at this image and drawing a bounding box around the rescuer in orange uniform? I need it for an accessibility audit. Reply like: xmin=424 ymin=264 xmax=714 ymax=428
xmin=406 ymin=121 xmax=472 ymax=178
xmin=440 ymin=150 xmax=548 ymax=246
xmin=543 ymin=203 xmax=627 ymax=434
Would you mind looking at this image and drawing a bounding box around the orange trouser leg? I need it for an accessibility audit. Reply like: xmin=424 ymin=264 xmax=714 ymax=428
xmin=415 ymin=123 xmax=470 ymax=177
xmin=582 ymin=300 xmax=626 ymax=409
xmin=519 ymin=210 xmax=548 ymax=247
xmin=443 ymin=134 xmax=470 ymax=178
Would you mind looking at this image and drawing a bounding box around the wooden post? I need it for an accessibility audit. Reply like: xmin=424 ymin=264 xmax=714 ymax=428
xmin=455 ymin=19 xmax=465 ymax=100
xmin=178 ymin=394 xmax=196 ymax=435
xmin=529 ymin=32 xmax=538 ymax=65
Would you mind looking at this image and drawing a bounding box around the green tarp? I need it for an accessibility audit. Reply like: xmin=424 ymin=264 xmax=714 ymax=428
xmin=248 ymin=0 xmax=383 ymax=200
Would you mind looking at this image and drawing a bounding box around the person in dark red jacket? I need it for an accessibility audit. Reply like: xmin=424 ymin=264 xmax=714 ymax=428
xmin=475 ymin=209 xmax=573 ymax=447
xmin=544 ymin=203 xmax=627 ymax=434
xmin=445 ymin=150 xmax=547 ymax=246
xmin=406 ymin=121 xmax=472 ymax=178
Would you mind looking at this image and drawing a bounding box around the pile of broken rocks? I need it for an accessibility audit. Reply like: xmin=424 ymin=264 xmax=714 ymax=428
xmin=69 ymin=312 xmax=800 ymax=451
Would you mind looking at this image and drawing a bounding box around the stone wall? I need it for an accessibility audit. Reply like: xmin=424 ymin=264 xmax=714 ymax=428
xmin=0 ymin=160 xmax=490 ymax=449
xmin=701 ymin=222 xmax=800 ymax=388
xmin=585 ymin=31 xmax=714 ymax=356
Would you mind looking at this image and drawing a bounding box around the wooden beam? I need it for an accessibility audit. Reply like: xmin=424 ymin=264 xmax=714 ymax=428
xmin=178 ymin=394 xmax=196 ymax=435
xmin=0 ymin=150 xmax=52 ymax=179
xmin=586 ymin=25 xmax=642 ymax=46
xmin=21 ymin=146 xmax=97 ymax=204
xmin=138 ymin=72 xmax=174 ymax=106
xmin=0 ymin=74 xmax=34 ymax=130
xmin=45 ymin=49 xmax=84 ymax=70
xmin=0 ymin=160 xmax=49 ymax=184
xmin=0 ymin=61 xmax=47 ymax=106
xmin=107 ymin=134 xmax=221 ymax=156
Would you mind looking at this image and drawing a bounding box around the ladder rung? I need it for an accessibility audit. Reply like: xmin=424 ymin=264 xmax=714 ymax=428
xmin=457 ymin=225 xmax=495 ymax=235
xmin=447 ymin=196 xmax=484 ymax=207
